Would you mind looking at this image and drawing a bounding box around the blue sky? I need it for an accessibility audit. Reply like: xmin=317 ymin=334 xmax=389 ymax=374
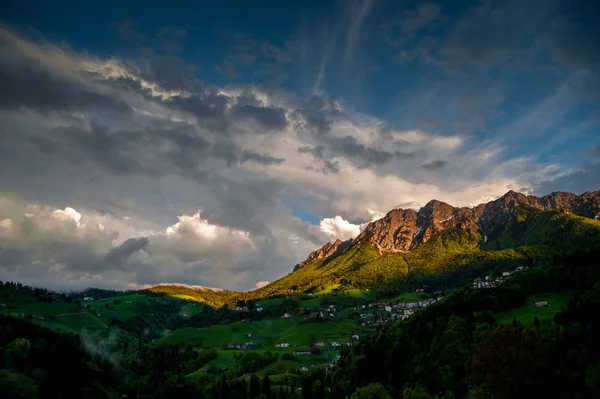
xmin=0 ymin=0 xmax=599 ymax=290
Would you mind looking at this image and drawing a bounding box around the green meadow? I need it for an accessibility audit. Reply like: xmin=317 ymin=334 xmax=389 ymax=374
xmin=494 ymin=291 xmax=572 ymax=326
xmin=160 ymin=315 xmax=366 ymax=348
xmin=0 ymin=286 xmax=107 ymax=333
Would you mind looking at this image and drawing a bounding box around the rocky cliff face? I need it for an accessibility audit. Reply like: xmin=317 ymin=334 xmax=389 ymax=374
xmin=294 ymin=190 xmax=600 ymax=268
xmin=293 ymin=238 xmax=353 ymax=271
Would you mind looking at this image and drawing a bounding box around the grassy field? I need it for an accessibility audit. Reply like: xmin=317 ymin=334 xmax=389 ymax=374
xmin=181 ymin=302 xmax=205 ymax=316
xmin=256 ymin=297 xmax=287 ymax=307
xmin=313 ymin=285 xmax=341 ymax=296
xmin=163 ymin=314 xmax=370 ymax=375
xmin=0 ymin=286 xmax=107 ymax=333
xmin=88 ymin=293 xmax=153 ymax=321
xmin=160 ymin=316 xmax=366 ymax=348
xmin=32 ymin=314 xmax=107 ymax=334
xmin=494 ymin=292 xmax=572 ymax=327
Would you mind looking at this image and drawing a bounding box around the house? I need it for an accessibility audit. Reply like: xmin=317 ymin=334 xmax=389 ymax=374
xmin=502 ymin=271 xmax=511 ymax=277
xmin=516 ymin=266 xmax=525 ymax=271
xmin=314 ymin=341 xmax=327 ymax=347
xmin=248 ymin=333 xmax=259 ymax=339
xmin=535 ymin=301 xmax=550 ymax=307
xmin=300 ymin=367 xmax=309 ymax=372
xmin=293 ymin=348 xmax=312 ymax=356
xmin=256 ymin=306 xmax=264 ymax=312
xmin=275 ymin=342 xmax=290 ymax=348
xmin=309 ymin=312 xmax=324 ymax=318
xmin=416 ymin=288 xmax=424 ymax=293
xmin=281 ymin=313 xmax=292 ymax=318
xmin=83 ymin=296 xmax=93 ymax=301
xmin=227 ymin=342 xmax=248 ymax=349
xmin=330 ymin=341 xmax=342 ymax=348
xmin=385 ymin=306 xmax=392 ymax=312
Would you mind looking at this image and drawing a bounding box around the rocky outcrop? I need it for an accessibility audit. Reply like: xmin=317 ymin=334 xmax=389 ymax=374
xmin=356 ymin=209 xmax=418 ymax=254
xmin=293 ymin=238 xmax=353 ymax=271
xmin=294 ymin=190 xmax=600 ymax=267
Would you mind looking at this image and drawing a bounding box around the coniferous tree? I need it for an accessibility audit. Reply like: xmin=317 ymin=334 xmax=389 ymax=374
xmin=262 ymin=375 xmax=271 ymax=397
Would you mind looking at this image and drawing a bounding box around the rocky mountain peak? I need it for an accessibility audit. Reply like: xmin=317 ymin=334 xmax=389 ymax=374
xmin=293 ymin=238 xmax=352 ymax=271
xmin=292 ymin=189 xmax=600 ymax=270
xmin=356 ymin=208 xmax=418 ymax=254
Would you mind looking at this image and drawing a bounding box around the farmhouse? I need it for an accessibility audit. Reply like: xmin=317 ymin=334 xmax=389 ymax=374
xmin=275 ymin=342 xmax=290 ymax=348
xmin=535 ymin=301 xmax=550 ymax=307
xmin=330 ymin=341 xmax=342 ymax=348
xmin=293 ymin=348 xmax=312 ymax=356
xmin=314 ymin=341 xmax=327 ymax=347
xmin=227 ymin=342 xmax=248 ymax=349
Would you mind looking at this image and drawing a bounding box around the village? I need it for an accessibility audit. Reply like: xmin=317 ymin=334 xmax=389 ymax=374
xmin=471 ymin=265 xmax=528 ymax=289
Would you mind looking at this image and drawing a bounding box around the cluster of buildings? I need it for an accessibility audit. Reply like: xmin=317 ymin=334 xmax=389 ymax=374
xmin=472 ymin=266 xmax=527 ymax=289
xmin=359 ymin=297 xmax=444 ymax=325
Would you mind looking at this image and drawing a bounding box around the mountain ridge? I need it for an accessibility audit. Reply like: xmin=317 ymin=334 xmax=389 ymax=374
xmin=295 ymin=190 xmax=600 ymax=270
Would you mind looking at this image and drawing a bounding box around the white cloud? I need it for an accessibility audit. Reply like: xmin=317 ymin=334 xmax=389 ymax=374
xmin=254 ymin=281 xmax=270 ymax=290
xmin=320 ymin=215 xmax=361 ymax=240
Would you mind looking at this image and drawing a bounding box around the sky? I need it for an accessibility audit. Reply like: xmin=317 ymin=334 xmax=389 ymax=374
xmin=0 ymin=0 xmax=599 ymax=291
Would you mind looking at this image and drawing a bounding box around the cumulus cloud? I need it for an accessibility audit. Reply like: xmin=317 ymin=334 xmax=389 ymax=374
xmin=319 ymin=216 xmax=362 ymax=241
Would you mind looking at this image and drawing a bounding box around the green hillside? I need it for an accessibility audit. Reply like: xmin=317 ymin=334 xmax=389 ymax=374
xmin=145 ymin=210 xmax=600 ymax=309
xmin=0 ymin=284 xmax=106 ymax=333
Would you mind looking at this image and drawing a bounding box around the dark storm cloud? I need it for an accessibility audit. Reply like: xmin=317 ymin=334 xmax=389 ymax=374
xmin=298 ymin=145 xmax=340 ymax=174
xmin=240 ymin=150 xmax=285 ymax=165
xmin=421 ymin=160 xmax=448 ymax=171
xmin=0 ymin=59 xmax=130 ymax=115
xmin=165 ymin=90 xmax=230 ymax=127
xmin=106 ymin=237 xmax=149 ymax=268
xmin=28 ymin=119 xmax=285 ymax=178
xmin=298 ymin=145 xmax=326 ymax=158
xmin=534 ymin=147 xmax=600 ymax=195
xmin=134 ymin=50 xmax=202 ymax=92
xmin=0 ymin=248 xmax=32 ymax=269
xmin=328 ymin=136 xmax=413 ymax=167
xmin=230 ymin=104 xmax=289 ymax=130
xmin=294 ymin=95 xmax=345 ymax=134
xmin=31 ymin=123 xmax=148 ymax=176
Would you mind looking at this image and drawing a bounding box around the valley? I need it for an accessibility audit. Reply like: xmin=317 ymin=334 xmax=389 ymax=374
xmin=2 ymin=189 xmax=600 ymax=398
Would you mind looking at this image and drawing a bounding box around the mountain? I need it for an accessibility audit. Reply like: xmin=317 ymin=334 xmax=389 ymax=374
xmin=293 ymin=238 xmax=353 ymax=271
xmin=299 ymin=190 xmax=600 ymax=263
xmin=251 ymin=190 xmax=600 ymax=300
xmin=151 ymin=190 xmax=600 ymax=307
